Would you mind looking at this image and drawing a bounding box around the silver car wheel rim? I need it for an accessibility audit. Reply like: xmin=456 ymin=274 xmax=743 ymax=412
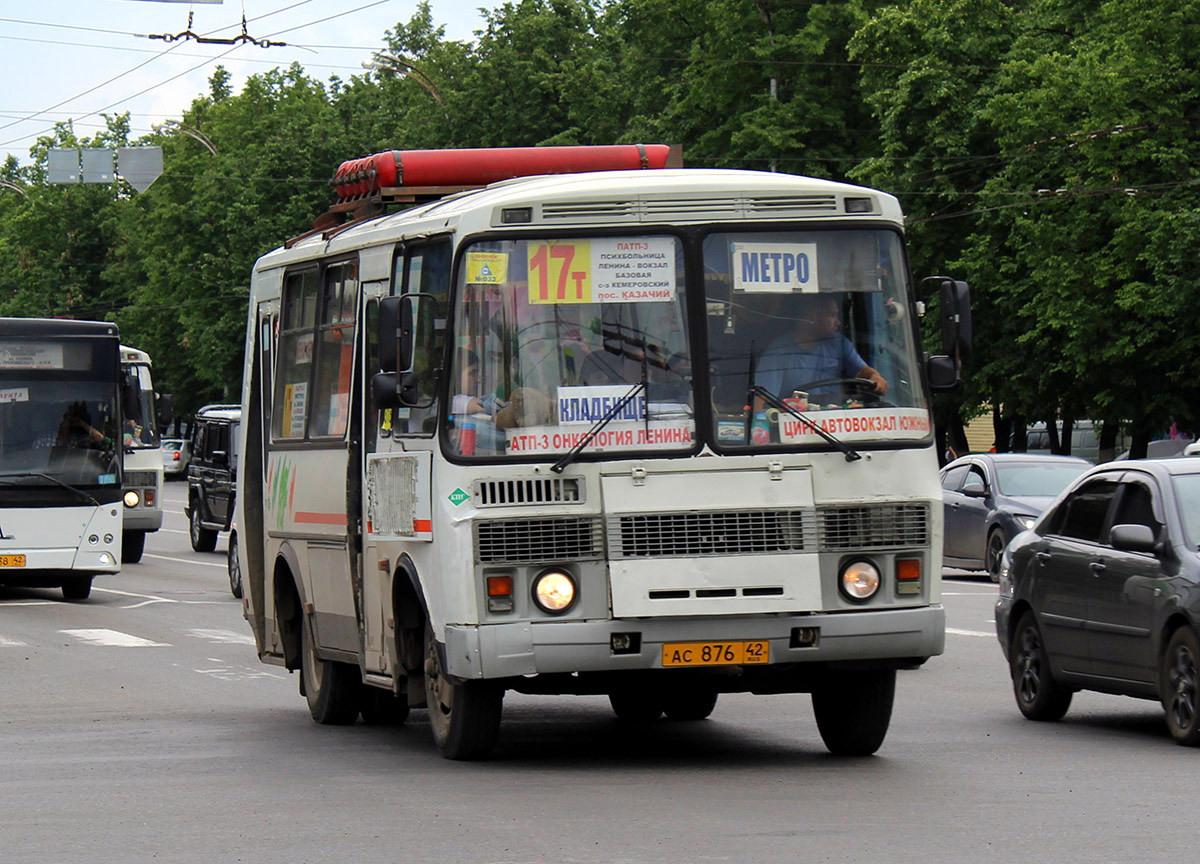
xmin=1169 ymin=645 xmax=1197 ymax=731
xmin=1017 ymin=627 xmax=1042 ymax=705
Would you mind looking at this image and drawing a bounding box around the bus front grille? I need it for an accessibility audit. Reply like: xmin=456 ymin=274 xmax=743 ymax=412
xmin=474 ymin=516 xmax=605 ymax=564
xmin=609 ymin=509 xmax=812 ymax=558
xmin=818 ymin=504 xmax=928 ymax=549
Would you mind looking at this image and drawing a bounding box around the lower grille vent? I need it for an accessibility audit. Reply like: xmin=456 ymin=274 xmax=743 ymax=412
xmin=819 ymin=504 xmax=928 ymax=549
xmin=609 ymin=509 xmax=811 ymax=558
xmin=475 ymin=517 xmax=604 ymax=564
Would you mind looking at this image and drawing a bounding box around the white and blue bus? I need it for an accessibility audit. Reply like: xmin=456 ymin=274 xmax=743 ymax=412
xmin=0 ymin=318 xmax=124 ymax=599
xmin=235 ymin=145 xmax=971 ymax=758
xmin=118 ymin=345 xmax=168 ymax=563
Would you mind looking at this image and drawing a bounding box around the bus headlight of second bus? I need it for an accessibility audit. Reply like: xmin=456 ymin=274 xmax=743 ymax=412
xmin=839 ymin=559 xmax=881 ymax=602
xmin=123 ymin=490 xmax=140 ymax=508
xmin=532 ymin=569 xmax=577 ymax=614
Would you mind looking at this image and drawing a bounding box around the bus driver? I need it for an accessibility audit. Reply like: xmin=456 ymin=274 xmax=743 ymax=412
xmin=756 ymin=292 xmax=888 ymax=402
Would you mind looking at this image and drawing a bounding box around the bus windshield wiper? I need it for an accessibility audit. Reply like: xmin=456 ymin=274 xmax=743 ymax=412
xmin=551 ymin=377 xmax=646 ymax=474
xmin=0 ymin=471 xmax=100 ymax=505
xmin=748 ymin=385 xmax=862 ymax=463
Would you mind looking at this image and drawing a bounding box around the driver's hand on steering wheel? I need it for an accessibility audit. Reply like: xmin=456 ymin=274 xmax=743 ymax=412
xmin=867 ymin=371 xmax=888 ymax=396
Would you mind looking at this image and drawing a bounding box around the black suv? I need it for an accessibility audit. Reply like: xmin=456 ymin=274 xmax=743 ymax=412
xmin=185 ymin=404 xmax=240 ymax=553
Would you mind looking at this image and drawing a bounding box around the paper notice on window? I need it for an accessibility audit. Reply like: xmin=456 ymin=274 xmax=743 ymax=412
xmin=465 ymin=252 xmax=508 ymax=284
xmin=0 ymin=387 xmax=29 ymax=403
xmin=526 ymin=237 xmax=676 ymax=305
xmin=285 ymin=382 xmax=307 ymax=437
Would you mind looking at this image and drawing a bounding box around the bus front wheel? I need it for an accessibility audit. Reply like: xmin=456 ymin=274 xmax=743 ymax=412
xmin=121 ymin=530 xmax=145 ymax=564
xmin=61 ymin=576 xmax=93 ymax=601
xmin=811 ymin=668 xmax=895 ymax=756
xmin=424 ymin=622 xmax=502 ymax=760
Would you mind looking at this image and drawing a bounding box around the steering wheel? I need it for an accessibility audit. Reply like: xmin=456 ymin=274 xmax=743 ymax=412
xmin=797 ymin=377 xmax=890 ymax=406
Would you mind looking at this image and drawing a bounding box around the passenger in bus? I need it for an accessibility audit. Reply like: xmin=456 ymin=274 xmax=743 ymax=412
xmin=756 ymin=292 xmax=887 ymax=403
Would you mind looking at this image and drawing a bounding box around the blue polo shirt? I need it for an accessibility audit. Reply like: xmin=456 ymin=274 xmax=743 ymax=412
xmin=756 ymin=332 xmax=867 ymax=398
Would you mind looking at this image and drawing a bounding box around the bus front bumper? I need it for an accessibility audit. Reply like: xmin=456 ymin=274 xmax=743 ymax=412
xmin=442 ymin=605 xmax=945 ymax=683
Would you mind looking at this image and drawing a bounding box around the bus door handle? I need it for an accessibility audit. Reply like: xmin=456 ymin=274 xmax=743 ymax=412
xmin=1035 ymin=552 xmax=1051 ymax=564
xmin=1089 ymin=560 xmax=1107 ymax=575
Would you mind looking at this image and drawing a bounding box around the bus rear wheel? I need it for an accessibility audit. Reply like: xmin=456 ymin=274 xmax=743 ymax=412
xmin=811 ymin=668 xmax=895 ymax=756
xmin=61 ymin=576 xmax=93 ymax=601
xmin=424 ymin=622 xmax=502 ymax=760
xmin=300 ymin=616 xmax=360 ymax=725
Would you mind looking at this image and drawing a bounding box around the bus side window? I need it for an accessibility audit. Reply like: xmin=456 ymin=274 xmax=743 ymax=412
xmin=393 ymin=242 xmax=450 ymax=436
xmin=273 ymin=269 xmax=320 ymax=440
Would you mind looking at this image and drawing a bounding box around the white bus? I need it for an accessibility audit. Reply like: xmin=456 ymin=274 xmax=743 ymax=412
xmin=0 ymin=318 xmax=125 ymax=600
xmin=234 ymin=145 xmax=971 ymax=759
xmin=118 ymin=345 xmax=168 ymax=563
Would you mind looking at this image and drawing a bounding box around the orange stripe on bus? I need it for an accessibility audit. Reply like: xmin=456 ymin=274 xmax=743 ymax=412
xmin=294 ymin=511 xmax=346 ymax=526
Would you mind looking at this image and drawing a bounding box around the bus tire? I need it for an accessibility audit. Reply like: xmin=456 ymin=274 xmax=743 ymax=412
xmin=121 ymin=530 xmax=146 ymax=563
xmin=608 ymin=686 xmax=664 ymax=722
xmin=663 ymin=689 xmax=718 ymax=721
xmin=811 ymin=668 xmax=895 ymax=756
xmin=61 ymin=576 xmax=93 ymax=601
xmin=189 ymin=502 xmax=217 ymax=553
xmin=424 ymin=622 xmax=502 ymax=760
xmin=359 ymin=687 xmax=411 ymax=726
xmin=300 ymin=615 xmax=360 ymax=725
xmin=227 ymin=532 xmax=243 ymax=598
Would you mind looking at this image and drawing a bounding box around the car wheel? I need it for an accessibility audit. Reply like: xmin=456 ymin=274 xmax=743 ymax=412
xmin=227 ymin=532 xmax=242 ymax=598
xmin=300 ymin=614 xmax=361 ymax=725
xmin=986 ymin=529 xmax=1006 ymax=583
xmin=1010 ymin=612 xmax=1072 ymax=721
xmin=1161 ymin=627 xmax=1200 ymax=746
xmin=811 ymin=668 xmax=895 ymax=756
xmin=424 ymin=621 xmax=503 ymax=760
xmin=121 ymin=529 xmax=145 ymax=564
xmin=188 ymin=500 xmax=217 ymax=552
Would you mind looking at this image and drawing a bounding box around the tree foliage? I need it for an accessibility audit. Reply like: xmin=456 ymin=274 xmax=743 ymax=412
xmin=0 ymin=0 xmax=1195 ymax=450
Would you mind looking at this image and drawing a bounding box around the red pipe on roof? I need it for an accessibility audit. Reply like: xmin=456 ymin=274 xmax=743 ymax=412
xmin=331 ymin=144 xmax=672 ymax=201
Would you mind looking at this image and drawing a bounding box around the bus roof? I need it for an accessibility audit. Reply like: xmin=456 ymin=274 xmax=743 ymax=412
xmin=120 ymin=345 xmax=152 ymax=365
xmin=254 ymin=167 xmax=905 ymax=273
xmin=0 ymin=317 xmax=118 ymax=339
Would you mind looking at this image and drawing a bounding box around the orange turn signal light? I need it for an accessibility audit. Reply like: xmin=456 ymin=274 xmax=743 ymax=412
xmin=896 ymin=559 xmax=921 ymax=581
xmin=486 ymin=575 xmax=513 ymax=597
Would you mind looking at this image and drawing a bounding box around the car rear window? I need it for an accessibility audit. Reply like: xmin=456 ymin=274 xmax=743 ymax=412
xmin=995 ymin=463 xmax=1088 ymax=497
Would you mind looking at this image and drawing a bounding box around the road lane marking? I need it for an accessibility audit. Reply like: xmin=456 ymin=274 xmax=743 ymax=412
xmin=92 ymin=586 xmax=177 ymax=609
xmin=0 ymin=635 xmax=28 ymax=647
xmin=0 ymin=600 xmax=58 ymax=607
xmin=189 ymin=628 xmax=255 ymax=645
xmin=947 ymin=627 xmax=993 ymax=638
xmin=143 ymin=553 xmax=225 ymax=569
xmin=60 ymin=628 xmax=170 ymax=647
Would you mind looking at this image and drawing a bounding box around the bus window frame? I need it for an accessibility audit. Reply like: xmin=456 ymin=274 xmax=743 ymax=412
xmin=270 ymin=256 xmax=359 ymax=447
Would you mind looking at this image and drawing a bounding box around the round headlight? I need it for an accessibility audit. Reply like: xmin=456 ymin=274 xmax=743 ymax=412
xmin=840 ymin=560 xmax=881 ymax=602
xmin=532 ymin=569 xmax=576 ymax=614
xmin=123 ymin=490 xmax=140 ymax=508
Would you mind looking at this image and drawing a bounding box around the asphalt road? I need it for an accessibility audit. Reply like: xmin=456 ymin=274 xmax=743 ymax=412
xmin=1 ymin=482 xmax=1192 ymax=864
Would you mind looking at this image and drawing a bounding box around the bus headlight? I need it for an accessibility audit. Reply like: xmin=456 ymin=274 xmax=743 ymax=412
xmin=123 ymin=490 xmax=140 ymax=508
xmin=840 ymin=560 xmax=881 ymax=602
xmin=532 ymin=569 xmax=576 ymax=614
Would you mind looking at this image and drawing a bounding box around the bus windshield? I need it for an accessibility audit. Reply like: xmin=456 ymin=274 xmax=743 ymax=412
xmin=0 ymin=338 xmax=121 ymax=488
xmin=446 ymin=234 xmax=693 ymax=459
xmin=703 ymin=228 xmax=930 ymax=450
xmin=122 ymin=363 xmax=160 ymax=449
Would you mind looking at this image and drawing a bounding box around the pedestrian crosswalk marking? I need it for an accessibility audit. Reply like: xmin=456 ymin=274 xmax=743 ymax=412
xmin=188 ymin=628 xmax=255 ymax=645
xmin=59 ymin=628 xmax=170 ymax=647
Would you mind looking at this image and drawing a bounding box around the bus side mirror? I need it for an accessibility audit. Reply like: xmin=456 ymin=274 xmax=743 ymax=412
xmin=157 ymin=393 xmax=173 ymax=427
xmin=378 ymin=296 xmax=401 ymax=373
xmin=923 ymin=276 xmax=972 ymax=358
xmin=927 ymin=354 xmax=959 ymax=392
xmin=372 ymin=372 xmax=401 ymax=409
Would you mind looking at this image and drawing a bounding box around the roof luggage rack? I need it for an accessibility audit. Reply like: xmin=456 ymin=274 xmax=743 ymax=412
xmin=285 ymin=144 xmax=680 ymax=248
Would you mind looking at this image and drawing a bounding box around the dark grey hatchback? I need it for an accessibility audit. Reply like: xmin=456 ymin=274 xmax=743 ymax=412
xmin=996 ymin=457 xmax=1200 ymax=745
